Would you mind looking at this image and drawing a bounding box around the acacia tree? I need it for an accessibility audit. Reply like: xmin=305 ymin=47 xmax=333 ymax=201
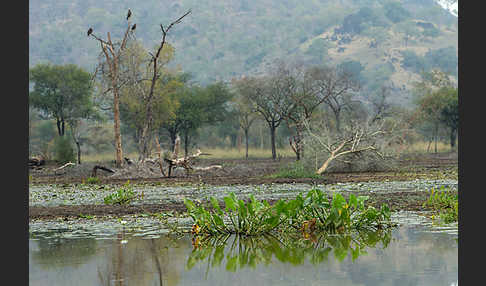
xmin=273 ymin=63 xmax=329 ymax=160
xmin=413 ymin=70 xmax=457 ymax=152
xmin=231 ymin=78 xmax=258 ymax=159
xmin=244 ymin=75 xmax=293 ymax=160
xmin=313 ymin=65 xmax=360 ymax=133
xmin=88 ymin=10 xmax=135 ymax=167
xmin=29 ymin=64 xmax=94 ymax=138
xmin=161 ymin=82 xmax=232 ymax=156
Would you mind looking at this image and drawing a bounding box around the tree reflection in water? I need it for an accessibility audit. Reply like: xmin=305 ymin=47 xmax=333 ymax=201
xmin=187 ymin=229 xmax=392 ymax=272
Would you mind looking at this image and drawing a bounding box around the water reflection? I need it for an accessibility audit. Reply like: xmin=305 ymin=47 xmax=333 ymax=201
xmin=187 ymin=229 xmax=392 ymax=272
xmin=29 ymin=226 xmax=457 ymax=286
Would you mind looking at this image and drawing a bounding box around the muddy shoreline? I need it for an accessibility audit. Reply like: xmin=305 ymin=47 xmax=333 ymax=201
xmin=29 ymin=152 xmax=458 ymax=221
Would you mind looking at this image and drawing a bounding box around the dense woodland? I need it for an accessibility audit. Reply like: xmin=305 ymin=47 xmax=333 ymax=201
xmin=29 ymin=0 xmax=458 ymax=170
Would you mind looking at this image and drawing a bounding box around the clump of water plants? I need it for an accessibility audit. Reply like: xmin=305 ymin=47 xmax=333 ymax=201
xmin=85 ymin=176 xmax=101 ymax=184
xmin=292 ymin=189 xmax=392 ymax=233
xmin=103 ymin=180 xmax=135 ymax=205
xmin=423 ymin=186 xmax=458 ymax=224
xmin=184 ymin=189 xmax=394 ymax=237
xmin=185 ymin=193 xmax=288 ymax=236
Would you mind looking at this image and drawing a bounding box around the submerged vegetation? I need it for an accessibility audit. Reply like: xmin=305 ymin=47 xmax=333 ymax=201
xmin=184 ymin=189 xmax=395 ymax=237
xmin=423 ymin=186 xmax=458 ymax=224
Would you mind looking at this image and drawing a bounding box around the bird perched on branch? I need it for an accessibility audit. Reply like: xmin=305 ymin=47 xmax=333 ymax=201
xmin=131 ymin=23 xmax=136 ymax=31
xmin=127 ymin=9 xmax=132 ymax=20
xmin=87 ymin=27 xmax=93 ymax=37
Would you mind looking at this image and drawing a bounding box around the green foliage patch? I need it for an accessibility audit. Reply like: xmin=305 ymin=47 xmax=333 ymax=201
xmin=268 ymin=161 xmax=322 ymax=179
xmin=423 ymin=186 xmax=458 ymax=224
xmin=103 ymin=181 xmax=136 ymax=205
xmin=184 ymin=189 xmax=394 ymax=236
xmin=53 ymin=136 xmax=75 ymax=164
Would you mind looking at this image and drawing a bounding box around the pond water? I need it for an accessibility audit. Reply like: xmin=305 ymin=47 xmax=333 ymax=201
xmin=29 ymin=218 xmax=457 ymax=286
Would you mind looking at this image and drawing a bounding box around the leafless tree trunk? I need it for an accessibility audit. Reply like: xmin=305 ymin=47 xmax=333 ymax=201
xmin=89 ymin=14 xmax=134 ymax=167
xmin=138 ymin=10 xmax=191 ymax=161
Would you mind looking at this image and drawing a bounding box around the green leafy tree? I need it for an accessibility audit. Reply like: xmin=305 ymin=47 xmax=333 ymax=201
xmin=162 ymin=82 xmax=233 ymax=156
xmin=244 ymin=74 xmax=292 ymax=160
xmin=118 ymin=41 xmax=180 ymax=160
xmin=231 ymin=78 xmax=259 ymax=159
xmin=439 ymin=87 xmax=458 ymax=148
xmin=29 ymin=63 xmax=94 ymax=137
xmin=413 ymin=70 xmax=457 ymax=152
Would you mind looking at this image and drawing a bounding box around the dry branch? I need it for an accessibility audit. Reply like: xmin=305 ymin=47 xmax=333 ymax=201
xmin=304 ymin=120 xmax=388 ymax=175
xmin=55 ymin=162 xmax=75 ymax=171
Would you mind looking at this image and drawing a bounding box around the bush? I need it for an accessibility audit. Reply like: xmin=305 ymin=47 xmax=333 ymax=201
xmin=53 ymin=136 xmax=75 ymax=164
xmin=269 ymin=161 xmax=322 ymax=179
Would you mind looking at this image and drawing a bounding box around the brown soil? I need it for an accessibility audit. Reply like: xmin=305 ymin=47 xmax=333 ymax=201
xmin=29 ymin=152 xmax=458 ymax=221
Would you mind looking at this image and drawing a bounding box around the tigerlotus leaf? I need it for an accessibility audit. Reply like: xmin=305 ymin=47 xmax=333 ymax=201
xmin=224 ymin=196 xmax=237 ymax=212
xmin=332 ymin=193 xmax=346 ymax=210
xmin=210 ymin=197 xmax=223 ymax=215
xmin=348 ymin=194 xmax=358 ymax=209
xmin=184 ymin=198 xmax=195 ymax=211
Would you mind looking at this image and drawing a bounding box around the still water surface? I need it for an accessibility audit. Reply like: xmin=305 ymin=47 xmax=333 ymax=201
xmin=29 ymin=223 xmax=457 ymax=286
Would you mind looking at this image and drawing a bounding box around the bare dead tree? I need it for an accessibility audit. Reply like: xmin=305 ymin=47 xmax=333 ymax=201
xmin=137 ymin=10 xmax=191 ymax=161
xmin=88 ymin=10 xmax=136 ymax=167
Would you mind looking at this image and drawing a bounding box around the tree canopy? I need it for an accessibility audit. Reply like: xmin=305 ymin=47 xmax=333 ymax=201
xmin=29 ymin=63 xmax=95 ymax=136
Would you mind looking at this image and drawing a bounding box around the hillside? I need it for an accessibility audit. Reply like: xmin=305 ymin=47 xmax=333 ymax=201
xmin=29 ymin=0 xmax=457 ymax=105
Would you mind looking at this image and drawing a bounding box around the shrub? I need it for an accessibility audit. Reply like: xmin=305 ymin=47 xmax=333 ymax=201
xmin=53 ymin=136 xmax=75 ymax=164
xmin=269 ymin=161 xmax=322 ymax=179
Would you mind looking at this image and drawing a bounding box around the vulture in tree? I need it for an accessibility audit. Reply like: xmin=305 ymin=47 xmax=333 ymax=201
xmin=87 ymin=27 xmax=93 ymax=36
xmin=131 ymin=23 xmax=136 ymax=31
xmin=127 ymin=9 xmax=132 ymax=20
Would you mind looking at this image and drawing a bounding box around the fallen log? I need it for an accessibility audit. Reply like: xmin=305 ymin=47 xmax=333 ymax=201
xmin=92 ymin=165 xmax=115 ymax=177
xmin=29 ymin=157 xmax=45 ymax=167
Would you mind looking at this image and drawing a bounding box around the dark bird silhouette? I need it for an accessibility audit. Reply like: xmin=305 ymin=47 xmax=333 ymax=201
xmin=131 ymin=23 xmax=136 ymax=31
xmin=87 ymin=27 xmax=93 ymax=36
xmin=127 ymin=9 xmax=132 ymax=20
